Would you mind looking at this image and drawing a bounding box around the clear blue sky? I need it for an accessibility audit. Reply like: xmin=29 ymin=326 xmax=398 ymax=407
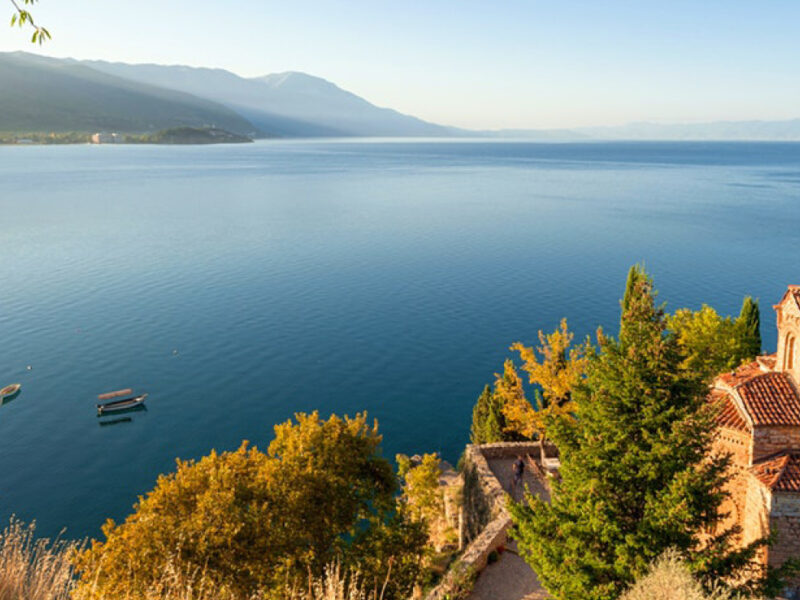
xmin=3 ymin=0 xmax=800 ymax=129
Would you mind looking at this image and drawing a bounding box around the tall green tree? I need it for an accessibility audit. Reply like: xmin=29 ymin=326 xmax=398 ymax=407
xmin=621 ymin=263 xmax=647 ymax=325
xmin=509 ymin=270 xmax=787 ymax=600
xmin=470 ymin=384 xmax=504 ymax=444
xmin=735 ymin=296 xmax=761 ymax=359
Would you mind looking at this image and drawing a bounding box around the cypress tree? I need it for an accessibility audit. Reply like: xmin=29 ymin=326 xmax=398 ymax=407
xmin=470 ymin=385 xmax=505 ymax=444
xmin=509 ymin=271 xmax=783 ymax=600
xmin=736 ymin=296 xmax=761 ymax=360
xmin=621 ymin=263 xmax=647 ymax=326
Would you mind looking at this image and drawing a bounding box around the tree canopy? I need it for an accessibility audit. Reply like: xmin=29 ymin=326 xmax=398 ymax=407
xmin=668 ymin=297 xmax=762 ymax=382
xmin=509 ymin=269 xmax=787 ymax=600
xmin=73 ymin=412 xmax=426 ymax=600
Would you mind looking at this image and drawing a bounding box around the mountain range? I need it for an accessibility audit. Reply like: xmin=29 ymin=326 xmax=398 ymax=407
xmin=3 ymin=51 xmax=800 ymax=140
xmin=78 ymin=59 xmax=458 ymax=138
xmin=0 ymin=52 xmax=254 ymax=135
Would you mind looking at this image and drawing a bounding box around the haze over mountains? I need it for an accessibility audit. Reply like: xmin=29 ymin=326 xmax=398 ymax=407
xmin=80 ymin=59 xmax=458 ymax=138
xmin=3 ymin=51 xmax=800 ymax=140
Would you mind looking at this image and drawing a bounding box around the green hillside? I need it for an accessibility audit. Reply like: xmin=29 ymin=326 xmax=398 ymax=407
xmin=0 ymin=52 xmax=256 ymax=135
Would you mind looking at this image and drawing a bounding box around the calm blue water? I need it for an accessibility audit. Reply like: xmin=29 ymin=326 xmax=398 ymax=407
xmin=1 ymin=139 xmax=799 ymax=540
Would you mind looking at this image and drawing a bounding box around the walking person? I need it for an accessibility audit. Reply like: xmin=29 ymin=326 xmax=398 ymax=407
xmin=511 ymin=455 xmax=525 ymax=497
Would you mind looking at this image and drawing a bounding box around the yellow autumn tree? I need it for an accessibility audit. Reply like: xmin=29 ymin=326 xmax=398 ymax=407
xmin=494 ymin=359 xmax=535 ymax=438
xmin=72 ymin=412 xmax=427 ymax=600
xmin=499 ymin=318 xmax=589 ymax=460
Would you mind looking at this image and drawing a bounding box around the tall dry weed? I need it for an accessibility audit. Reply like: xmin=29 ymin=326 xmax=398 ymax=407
xmin=0 ymin=517 xmax=377 ymax=600
xmin=0 ymin=518 xmax=79 ymax=600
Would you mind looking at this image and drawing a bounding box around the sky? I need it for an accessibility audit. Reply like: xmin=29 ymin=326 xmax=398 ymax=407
xmin=2 ymin=0 xmax=800 ymax=130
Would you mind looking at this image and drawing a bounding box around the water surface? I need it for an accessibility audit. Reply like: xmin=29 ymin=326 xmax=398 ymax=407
xmin=1 ymin=139 xmax=798 ymax=539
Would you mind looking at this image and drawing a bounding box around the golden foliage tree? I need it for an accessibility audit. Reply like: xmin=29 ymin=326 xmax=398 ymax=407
xmin=396 ymin=453 xmax=457 ymax=551
xmin=498 ymin=319 xmax=589 ymax=458
xmin=73 ymin=412 xmax=426 ymax=600
xmin=494 ymin=359 xmax=533 ymax=437
xmin=512 ymin=318 xmax=588 ymax=403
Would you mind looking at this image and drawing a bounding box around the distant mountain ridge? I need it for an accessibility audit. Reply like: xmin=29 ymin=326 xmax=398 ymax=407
xmin=3 ymin=51 xmax=800 ymax=140
xmin=79 ymin=59 xmax=459 ymax=138
xmin=0 ymin=52 xmax=256 ymax=135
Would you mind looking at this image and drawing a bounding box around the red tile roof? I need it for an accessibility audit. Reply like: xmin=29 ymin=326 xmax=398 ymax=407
xmin=717 ymin=360 xmax=764 ymax=388
xmin=737 ymin=372 xmax=800 ymax=427
xmin=711 ymin=389 xmax=750 ymax=432
xmin=751 ymin=451 xmax=800 ymax=492
xmin=756 ymin=354 xmax=777 ymax=371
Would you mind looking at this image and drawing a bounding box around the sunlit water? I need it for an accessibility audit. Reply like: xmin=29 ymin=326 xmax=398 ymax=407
xmin=1 ymin=139 xmax=799 ymax=540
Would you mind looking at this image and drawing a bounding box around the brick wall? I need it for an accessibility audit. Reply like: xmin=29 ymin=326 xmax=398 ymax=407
xmin=714 ymin=426 xmax=753 ymax=532
xmin=753 ymin=426 xmax=800 ymax=462
xmin=742 ymin=477 xmax=772 ymax=550
xmin=769 ymin=494 xmax=800 ymax=597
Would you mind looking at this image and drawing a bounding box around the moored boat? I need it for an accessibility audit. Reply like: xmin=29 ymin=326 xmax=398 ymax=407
xmin=98 ymin=388 xmax=133 ymax=401
xmin=0 ymin=384 xmax=21 ymax=400
xmin=97 ymin=393 xmax=147 ymax=415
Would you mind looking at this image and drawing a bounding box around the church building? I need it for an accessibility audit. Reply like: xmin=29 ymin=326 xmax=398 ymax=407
xmin=712 ymin=285 xmax=800 ymax=594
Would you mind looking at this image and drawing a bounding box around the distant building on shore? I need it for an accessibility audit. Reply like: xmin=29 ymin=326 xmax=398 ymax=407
xmin=712 ymin=285 xmax=800 ymax=596
xmin=90 ymin=132 xmax=124 ymax=144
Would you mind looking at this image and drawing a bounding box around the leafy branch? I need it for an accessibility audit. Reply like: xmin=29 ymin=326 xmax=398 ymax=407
xmin=9 ymin=0 xmax=49 ymax=44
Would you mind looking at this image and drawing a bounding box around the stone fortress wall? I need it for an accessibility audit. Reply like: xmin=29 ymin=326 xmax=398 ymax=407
xmin=424 ymin=441 xmax=555 ymax=600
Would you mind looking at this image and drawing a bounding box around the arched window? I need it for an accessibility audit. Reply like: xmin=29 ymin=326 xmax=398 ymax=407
xmin=786 ymin=334 xmax=795 ymax=371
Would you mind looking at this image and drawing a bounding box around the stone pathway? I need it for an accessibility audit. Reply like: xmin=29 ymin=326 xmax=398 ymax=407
xmin=486 ymin=456 xmax=550 ymax=504
xmin=466 ymin=541 xmax=549 ymax=600
xmin=466 ymin=456 xmax=551 ymax=600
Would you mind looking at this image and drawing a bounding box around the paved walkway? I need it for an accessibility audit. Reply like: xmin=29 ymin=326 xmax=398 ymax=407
xmin=487 ymin=457 xmax=551 ymax=504
xmin=466 ymin=456 xmax=551 ymax=600
xmin=466 ymin=541 xmax=549 ymax=600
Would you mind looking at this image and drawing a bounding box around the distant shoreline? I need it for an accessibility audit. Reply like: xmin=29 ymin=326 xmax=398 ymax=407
xmin=1 ymin=127 xmax=253 ymax=146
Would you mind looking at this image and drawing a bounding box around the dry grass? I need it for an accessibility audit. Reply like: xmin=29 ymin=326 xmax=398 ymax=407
xmin=0 ymin=518 xmax=80 ymax=600
xmin=621 ymin=550 xmax=744 ymax=600
xmin=75 ymin=561 xmax=379 ymax=600
xmin=0 ymin=517 xmax=377 ymax=600
xmin=296 ymin=563 xmax=375 ymax=600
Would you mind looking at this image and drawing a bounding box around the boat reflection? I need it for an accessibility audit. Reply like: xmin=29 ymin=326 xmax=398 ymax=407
xmin=1 ymin=389 xmax=22 ymax=406
xmin=98 ymin=417 xmax=133 ymax=427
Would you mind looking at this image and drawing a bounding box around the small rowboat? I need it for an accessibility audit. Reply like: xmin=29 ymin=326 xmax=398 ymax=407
xmin=98 ymin=388 xmax=133 ymax=401
xmin=97 ymin=393 xmax=147 ymax=416
xmin=0 ymin=384 xmax=21 ymax=400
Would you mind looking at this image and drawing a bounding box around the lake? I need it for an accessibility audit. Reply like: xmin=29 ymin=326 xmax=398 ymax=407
xmin=1 ymin=139 xmax=799 ymax=540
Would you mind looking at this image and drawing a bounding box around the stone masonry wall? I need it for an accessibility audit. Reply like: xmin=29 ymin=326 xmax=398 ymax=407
xmin=742 ymin=478 xmax=771 ymax=550
xmin=713 ymin=426 xmax=753 ymax=533
xmin=769 ymin=492 xmax=800 ymax=596
xmin=752 ymin=426 xmax=800 ymax=462
xmin=425 ymin=442 xmax=551 ymax=600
